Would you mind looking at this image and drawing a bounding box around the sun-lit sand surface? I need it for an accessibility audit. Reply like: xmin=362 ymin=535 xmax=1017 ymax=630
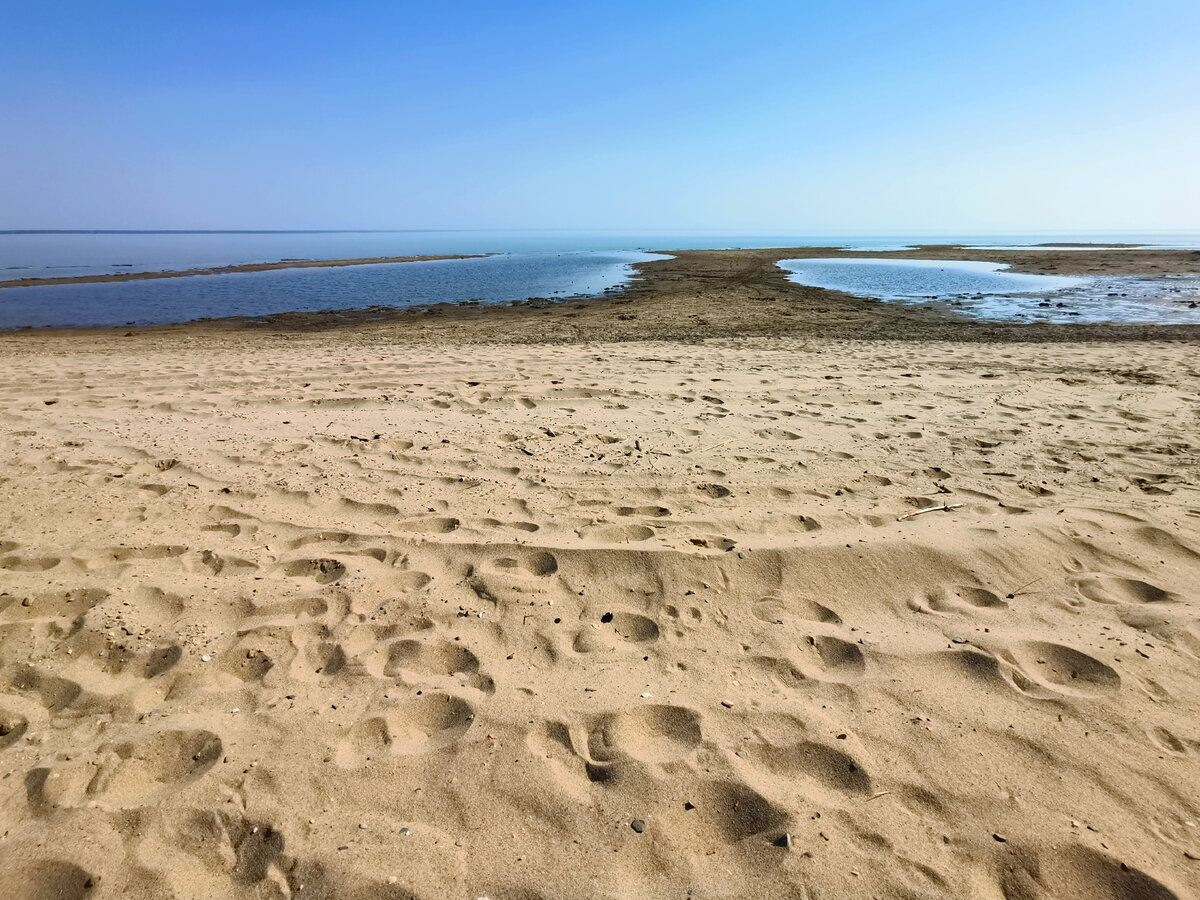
xmin=1 ymin=249 xmax=1198 ymax=898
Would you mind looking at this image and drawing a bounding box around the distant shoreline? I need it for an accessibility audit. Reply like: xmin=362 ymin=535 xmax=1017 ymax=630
xmin=0 ymin=253 xmax=495 ymax=289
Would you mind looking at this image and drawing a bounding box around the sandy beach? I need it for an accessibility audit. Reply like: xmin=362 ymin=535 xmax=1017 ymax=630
xmin=1 ymin=249 xmax=1199 ymax=898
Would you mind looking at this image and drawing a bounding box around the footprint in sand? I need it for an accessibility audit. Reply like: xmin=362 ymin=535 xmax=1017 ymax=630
xmin=580 ymin=523 xmax=655 ymax=543
xmin=8 ymin=861 xmax=96 ymax=900
xmin=31 ymin=728 xmax=222 ymax=809
xmin=752 ymin=596 xmax=842 ymax=626
xmin=671 ymin=780 xmax=790 ymax=843
xmin=10 ymin=666 xmax=83 ymax=712
xmin=798 ymin=634 xmax=867 ymax=679
xmin=0 ymin=554 xmax=61 ymax=572
xmin=597 ymin=704 xmax=703 ymax=764
xmin=1005 ymin=641 xmax=1121 ymax=697
xmin=0 ymin=707 xmax=29 ymax=749
xmin=375 ymin=637 xmax=494 ymax=694
xmin=921 ymin=584 xmax=1008 ymax=613
xmin=572 ymin=611 xmax=660 ymax=653
xmin=998 ymin=845 xmax=1179 ymax=900
xmin=335 ymin=693 xmax=475 ymax=766
xmin=753 ymin=739 xmax=873 ymax=795
xmin=282 ymin=557 xmax=346 ymax=584
xmin=1071 ymin=574 xmax=1174 ymax=605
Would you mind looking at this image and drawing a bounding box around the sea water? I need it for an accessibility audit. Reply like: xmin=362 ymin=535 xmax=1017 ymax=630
xmin=777 ymin=258 xmax=1200 ymax=324
xmin=3 ymin=231 xmax=1199 ymax=328
xmin=0 ymin=250 xmax=666 ymax=330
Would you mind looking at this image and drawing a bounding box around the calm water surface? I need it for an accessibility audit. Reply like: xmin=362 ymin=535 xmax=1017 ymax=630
xmin=778 ymin=258 xmax=1200 ymax=324
xmin=3 ymin=231 xmax=1199 ymax=328
xmin=0 ymin=251 xmax=661 ymax=330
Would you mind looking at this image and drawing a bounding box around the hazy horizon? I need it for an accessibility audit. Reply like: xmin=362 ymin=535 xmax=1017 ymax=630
xmin=3 ymin=1 xmax=1198 ymax=233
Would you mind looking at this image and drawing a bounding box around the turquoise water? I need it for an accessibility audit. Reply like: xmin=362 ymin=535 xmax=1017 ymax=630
xmin=778 ymin=258 xmax=1200 ymax=324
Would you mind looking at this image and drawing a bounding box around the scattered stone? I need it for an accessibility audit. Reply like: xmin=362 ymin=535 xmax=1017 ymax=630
xmin=1087 ymin=825 xmax=1099 ymax=833
xmin=399 ymin=827 xmax=411 ymax=836
xmin=720 ymin=700 xmax=733 ymax=709
xmin=201 ymin=655 xmax=211 ymax=662
xmin=772 ymin=832 xmax=792 ymax=849
xmin=640 ymin=693 xmax=652 ymax=699
xmin=631 ymin=819 xmax=645 ymax=834
xmin=993 ymin=833 xmax=1007 ymax=842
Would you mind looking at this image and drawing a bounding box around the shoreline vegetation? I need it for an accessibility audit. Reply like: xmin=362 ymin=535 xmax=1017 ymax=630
xmin=0 ymin=252 xmax=494 ymax=288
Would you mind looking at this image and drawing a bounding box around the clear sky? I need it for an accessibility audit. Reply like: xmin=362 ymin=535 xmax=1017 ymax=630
xmin=2 ymin=0 xmax=1198 ymax=233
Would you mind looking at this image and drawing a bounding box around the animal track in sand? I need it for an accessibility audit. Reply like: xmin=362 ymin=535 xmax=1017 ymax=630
xmin=282 ymin=558 xmax=346 ymax=584
xmin=752 ymin=596 xmax=842 ymax=625
xmin=335 ymin=693 xmax=475 ymax=765
xmin=1007 ymin=641 xmax=1121 ymax=696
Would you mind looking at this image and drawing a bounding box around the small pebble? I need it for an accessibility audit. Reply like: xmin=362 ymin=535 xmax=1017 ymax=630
xmin=772 ymin=832 xmax=792 ymax=849
xmin=201 ymin=655 xmax=211 ymax=662
xmin=640 ymin=693 xmax=652 ymax=699
xmin=399 ymin=827 xmax=411 ymax=836
xmin=993 ymin=833 xmax=1007 ymax=843
xmin=631 ymin=819 xmax=645 ymax=834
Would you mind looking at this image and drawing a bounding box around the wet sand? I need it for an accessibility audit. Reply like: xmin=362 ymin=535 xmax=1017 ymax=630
xmin=1 ymin=248 xmax=1198 ymax=899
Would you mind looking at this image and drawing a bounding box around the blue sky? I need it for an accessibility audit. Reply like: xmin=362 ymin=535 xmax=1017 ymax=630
xmin=2 ymin=0 xmax=1198 ymax=232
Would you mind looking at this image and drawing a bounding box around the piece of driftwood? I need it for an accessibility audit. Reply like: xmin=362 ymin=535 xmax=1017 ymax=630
xmin=896 ymin=503 xmax=964 ymax=521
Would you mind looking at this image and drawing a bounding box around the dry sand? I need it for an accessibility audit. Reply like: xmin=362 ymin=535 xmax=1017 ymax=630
xmin=1 ymin=250 xmax=1199 ymax=899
